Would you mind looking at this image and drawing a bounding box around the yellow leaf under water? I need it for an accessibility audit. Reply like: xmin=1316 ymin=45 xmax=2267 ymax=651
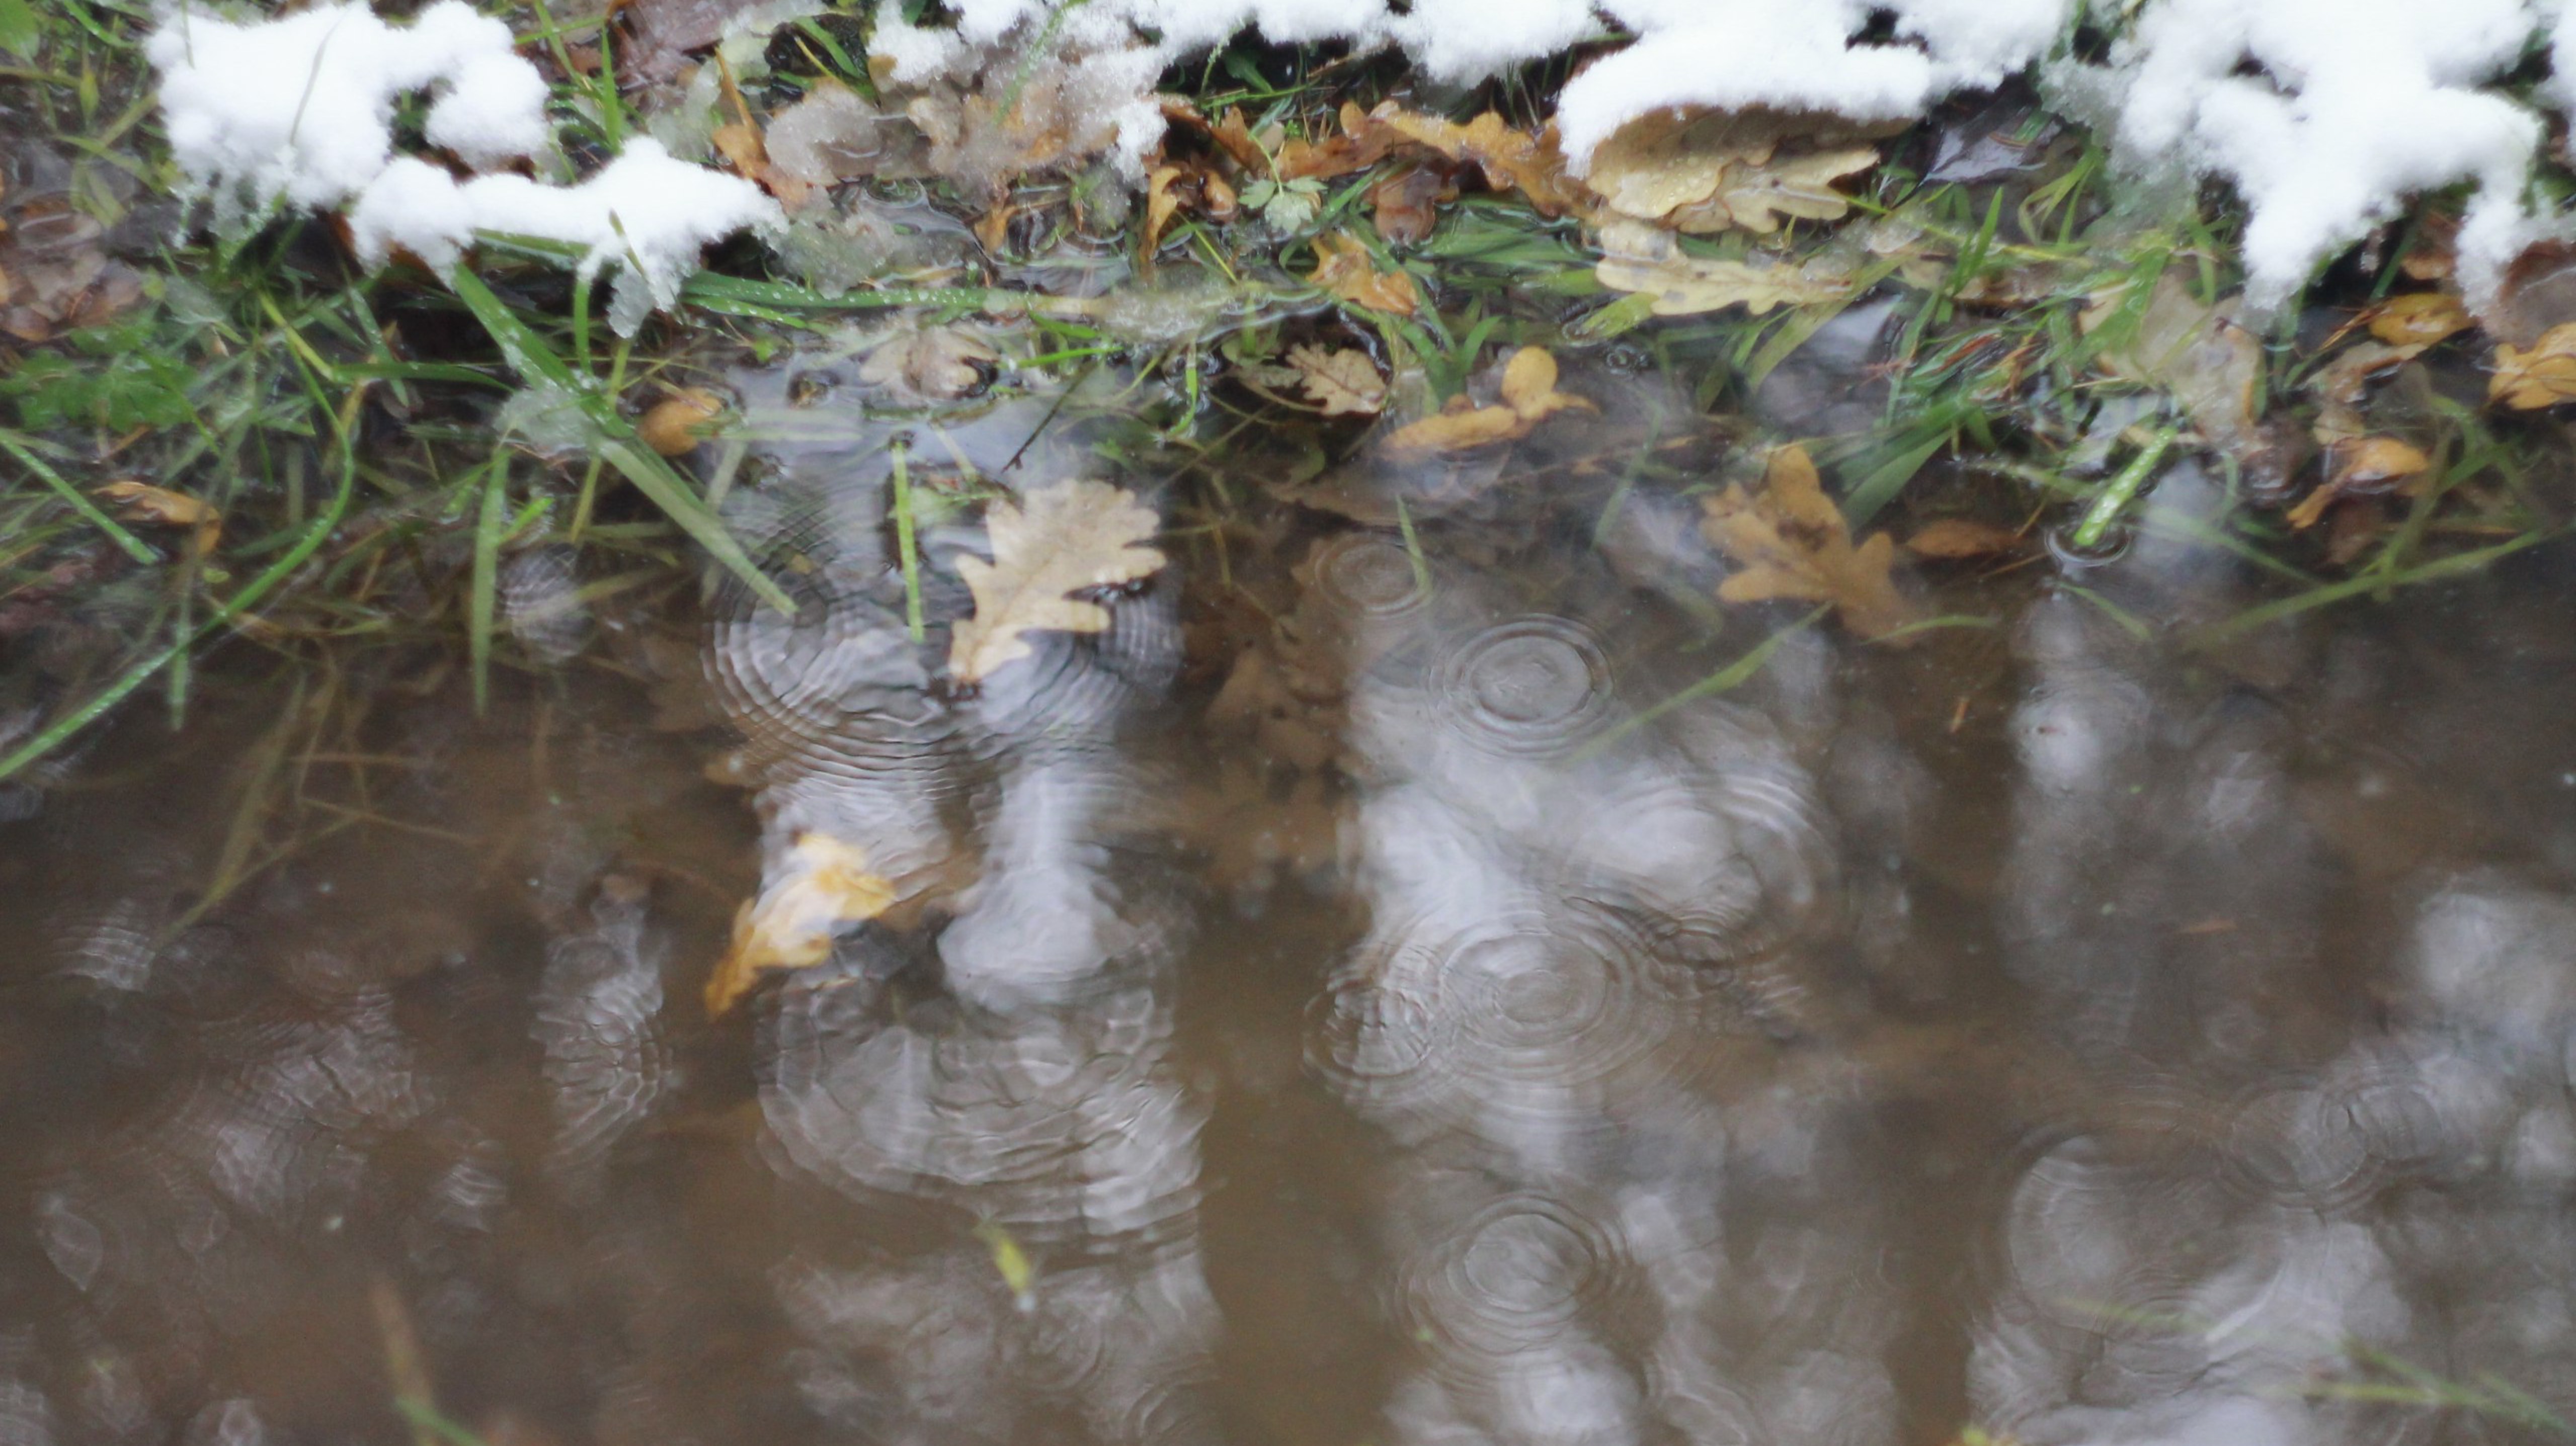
xmin=1703 ymin=445 xmax=1919 ymax=642
xmin=1305 ymin=230 xmax=1419 ymax=316
xmin=2490 ymin=322 xmax=2576 ymax=409
xmin=1382 ymin=346 xmax=1592 ymax=456
xmin=949 ymin=479 xmax=1168 ymax=684
xmin=96 ymin=480 xmax=221 ymax=555
xmin=705 ymin=832 xmax=897 ymax=1017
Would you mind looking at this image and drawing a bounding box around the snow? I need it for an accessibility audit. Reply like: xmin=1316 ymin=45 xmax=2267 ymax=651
xmin=2070 ymin=0 xmax=2563 ymax=310
xmin=150 ymin=1 xmax=775 ymax=330
xmin=146 ymin=0 xmax=2576 ymax=322
xmin=347 ymin=142 xmax=782 ymax=328
xmin=147 ymin=1 xmax=548 ymax=221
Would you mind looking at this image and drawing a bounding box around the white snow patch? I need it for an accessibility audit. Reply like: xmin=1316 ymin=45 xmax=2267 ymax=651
xmin=2079 ymin=0 xmax=2551 ymax=310
xmin=348 ymin=142 xmax=782 ymax=327
xmin=147 ymin=1 xmax=548 ymax=218
xmin=151 ymin=1 xmax=777 ymax=329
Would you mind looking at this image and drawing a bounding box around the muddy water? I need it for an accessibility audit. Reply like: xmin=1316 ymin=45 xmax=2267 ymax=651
xmin=6 ymin=362 xmax=2576 ymax=1446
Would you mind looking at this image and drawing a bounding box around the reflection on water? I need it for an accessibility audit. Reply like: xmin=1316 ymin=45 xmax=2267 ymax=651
xmin=5 ymin=357 xmax=2576 ymax=1446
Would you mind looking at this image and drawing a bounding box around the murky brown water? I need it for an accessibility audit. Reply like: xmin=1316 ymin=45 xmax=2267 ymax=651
xmin=6 ymin=352 xmax=2576 ymax=1446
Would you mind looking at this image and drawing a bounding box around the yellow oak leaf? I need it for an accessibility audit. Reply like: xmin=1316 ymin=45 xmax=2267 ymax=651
xmin=1306 ymin=230 xmax=1419 ymax=316
xmin=705 ymin=832 xmax=896 ymax=1016
xmin=949 ymin=479 xmax=1167 ymax=683
xmin=1702 ymin=445 xmax=1919 ymax=642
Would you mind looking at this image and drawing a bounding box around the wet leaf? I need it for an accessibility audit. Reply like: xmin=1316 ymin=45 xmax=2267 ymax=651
xmin=1703 ymin=445 xmax=1918 ymax=641
xmin=96 ymin=480 xmax=220 ymax=555
xmin=1367 ymin=166 xmax=1451 ymax=246
xmin=860 ymin=328 xmax=1002 ymax=402
xmin=2084 ymin=274 xmax=2261 ymax=450
xmin=949 ymin=479 xmax=1167 ymax=684
xmin=1305 ymin=231 xmax=1418 ymax=316
xmin=1593 ymin=221 xmax=1855 ymax=317
xmin=2366 ymin=292 xmax=2472 ymax=348
xmin=1285 ymin=344 xmax=1386 ymax=416
xmin=1279 ymin=102 xmax=1406 ymax=181
xmin=2307 ymin=339 xmax=2423 ymax=443
xmin=637 ymin=388 xmax=725 ymax=456
xmin=1364 ymin=105 xmax=1587 ymax=217
xmin=1584 ymin=108 xmax=1879 ymax=234
xmin=1243 ymin=175 xmax=1324 ymax=232
xmin=1383 ymin=346 xmax=1590 ymax=455
xmin=704 ymin=831 xmax=895 ymax=1017
xmin=1904 ymin=518 xmax=2026 ymax=560
xmin=2489 ymin=322 xmax=2576 ymax=409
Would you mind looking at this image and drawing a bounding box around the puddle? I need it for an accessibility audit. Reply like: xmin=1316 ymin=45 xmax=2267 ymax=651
xmin=5 ymin=353 xmax=2576 ymax=1446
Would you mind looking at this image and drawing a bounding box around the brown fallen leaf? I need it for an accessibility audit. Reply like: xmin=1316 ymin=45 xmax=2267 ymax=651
xmin=2083 ymin=274 xmax=2261 ymax=450
xmin=1594 ymin=220 xmax=1855 ymax=316
xmin=1703 ymin=444 xmax=1918 ymax=642
xmin=2365 ymin=292 xmax=2472 ymax=348
xmin=637 ymin=387 xmax=725 ymax=455
xmin=1368 ymin=166 xmax=1453 ymax=246
xmin=860 ymin=327 xmax=1001 ymax=402
xmin=1364 ymin=106 xmax=1588 ymax=217
xmin=1145 ymin=164 xmax=1186 ymax=251
xmin=96 ymin=480 xmax=221 ymax=555
xmin=1583 ymin=108 xmax=1881 ymax=234
xmin=1279 ymin=102 xmax=1406 ymax=182
xmin=2307 ymin=339 xmax=2423 ymax=443
xmin=704 ymin=831 xmax=896 ymax=1017
xmin=2286 ymin=435 xmax=2432 ymax=530
xmin=1383 ymin=346 xmax=1591 ymax=456
xmin=1903 ymin=518 xmax=2027 ymax=560
xmin=1285 ymin=344 xmax=1386 ymax=416
xmin=949 ymin=479 xmax=1168 ymax=683
xmin=1306 ymin=230 xmax=1419 ymax=316
xmin=2489 ymin=322 xmax=2576 ymax=409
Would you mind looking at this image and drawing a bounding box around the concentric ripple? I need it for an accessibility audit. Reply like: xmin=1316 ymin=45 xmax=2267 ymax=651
xmin=1307 ymin=533 xmax=1431 ymax=621
xmin=1395 ymin=1189 xmax=1637 ymax=1385
xmin=1313 ymin=903 xmax=1686 ymax=1125
xmin=1433 ymin=618 xmax=1614 ymax=756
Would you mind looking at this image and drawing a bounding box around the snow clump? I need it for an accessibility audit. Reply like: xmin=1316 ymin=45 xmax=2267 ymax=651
xmin=148 ymin=1 xmax=778 ymax=331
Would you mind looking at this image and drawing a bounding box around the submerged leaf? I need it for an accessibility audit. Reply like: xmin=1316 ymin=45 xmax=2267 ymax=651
xmin=637 ymin=388 xmax=725 ymax=456
xmin=1306 ymin=231 xmax=1418 ymax=315
xmin=1703 ymin=445 xmax=1917 ymax=641
xmin=949 ymin=480 xmax=1167 ymax=683
xmin=96 ymin=480 xmax=221 ymax=555
xmin=2365 ymin=292 xmax=2472 ymax=348
xmin=1584 ymin=108 xmax=1879 ymax=234
xmin=1286 ymin=344 xmax=1386 ymax=415
xmin=1593 ymin=221 xmax=1854 ymax=316
xmin=2489 ymin=322 xmax=2576 ymax=409
xmin=1383 ymin=346 xmax=1591 ymax=455
xmin=2084 ymin=274 xmax=2261 ymax=449
xmin=705 ymin=832 xmax=896 ymax=1017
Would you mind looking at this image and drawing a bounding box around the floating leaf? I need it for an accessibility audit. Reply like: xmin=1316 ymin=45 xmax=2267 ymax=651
xmin=96 ymin=480 xmax=220 ymax=555
xmin=1306 ymin=231 xmax=1418 ymax=316
xmin=1703 ymin=445 xmax=1918 ymax=642
xmin=705 ymin=832 xmax=896 ymax=1016
xmin=1383 ymin=346 xmax=1590 ymax=455
xmin=1593 ymin=221 xmax=1854 ymax=317
xmin=2489 ymin=322 xmax=2576 ymax=410
xmin=949 ymin=480 xmax=1167 ymax=683
xmin=637 ymin=388 xmax=724 ymax=456
xmin=1364 ymin=106 xmax=1588 ymax=217
xmin=2365 ymin=292 xmax=2471 ymax=348
xmin=1286 ymin=344 xmax=1386 ymax=415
